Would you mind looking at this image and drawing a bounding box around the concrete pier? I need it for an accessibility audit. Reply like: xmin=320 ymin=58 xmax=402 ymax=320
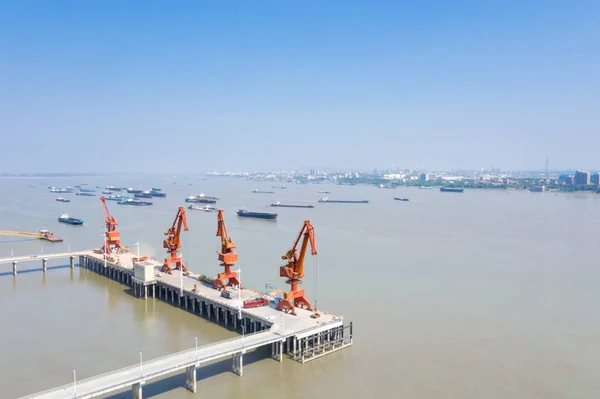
xmin=132 ymin=382 xmax=142 ymax=399
xmin=232 ymin=352 xmax=244 ymax=376
xmin=11 ymin=250 xmax=353 ymax=399
xmin=185 ymin=365 xmax=196 ymax=393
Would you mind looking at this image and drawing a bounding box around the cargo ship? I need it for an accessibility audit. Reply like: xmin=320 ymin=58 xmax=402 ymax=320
xmin=80 ymin=188 xmax=96 ymax=193
xmin=149 ymin=190 xmax=167 ymax=197
xmin=76 ymin=192 xmax=96 ymax=197
xmin=105 ymin=195 xmax=131 ymax=201
xmin=237 ymin=210 xmax=278 ymax=220
xmin=393 ymin=197 xmax=410 ymax=202
xmin=49 ymin=187 xmax=73 ymax=194
xmin=126 ymin=188 xmax=143 ymax=194
xmin=440 ymin=187 xmax=464 ymax=193
xmin=318 ymin=197 xmax=368 ymax=204
xmin=151 ymin=188 xmax=162 ymax=191
xmin=185 ymin=194 xmax=217 ymax=203
xmin=105 ymin=186 xmax=122 ymax=192
xmin=118 ymin=199 xmax=152 ymax=206
xmin=270 ymin=201 xmax=314 ymax=208
xmin=188 ymin=205 xmax=217 ymax=212
xmin=252 ymin=189 xmax=275 ymax=194
xmin=56 ymin=197 xmax=71 ymax=203
xmin=101 ymin=190 xmax=112 ymax=194
xmin=134 ymin=192 xmax=153 ymax=199
xmin=58 ymin=214 xmax=83 ymax=225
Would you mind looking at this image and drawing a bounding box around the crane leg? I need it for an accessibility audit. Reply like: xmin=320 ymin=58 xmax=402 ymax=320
xmin=276 ymin=299 xmax=297 ymax=316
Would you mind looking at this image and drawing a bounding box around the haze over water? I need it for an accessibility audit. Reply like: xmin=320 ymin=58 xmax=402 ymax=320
xmin=2 ymin=176 xmax=600 ymax=398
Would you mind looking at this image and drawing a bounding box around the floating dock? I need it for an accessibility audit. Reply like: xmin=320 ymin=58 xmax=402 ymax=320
xmin=9 ymin=251 xmax=352 ymax=398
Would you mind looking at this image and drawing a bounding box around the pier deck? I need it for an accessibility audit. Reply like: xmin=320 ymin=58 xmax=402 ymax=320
xmin=7 ymin=251 xmax=352 ymax=398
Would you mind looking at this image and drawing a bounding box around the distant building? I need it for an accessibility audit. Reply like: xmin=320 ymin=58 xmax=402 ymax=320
xmin=419 ymin=173 xmax=430 ymax=181
xmin=565 ymin=176 xmax=575 ymax=185
xmin=592 ymin=173 xmax=600 ymax=186
xmin=574 ymin=170 xmax=591 ymax=185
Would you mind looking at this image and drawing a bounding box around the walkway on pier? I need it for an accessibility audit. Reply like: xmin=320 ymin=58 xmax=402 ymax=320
xmin=21 ymin=330 xmax=283 ymax=399
xmin=0 ymin=251 xmax=86 ymax=265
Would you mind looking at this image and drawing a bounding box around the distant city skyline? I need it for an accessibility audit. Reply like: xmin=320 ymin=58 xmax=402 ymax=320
xmin=1 ymin=1 xmax=598 ymax=173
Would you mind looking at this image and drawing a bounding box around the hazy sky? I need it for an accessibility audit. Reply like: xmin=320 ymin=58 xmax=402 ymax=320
xmin=1 ymin=1 xmax=598 ymax=173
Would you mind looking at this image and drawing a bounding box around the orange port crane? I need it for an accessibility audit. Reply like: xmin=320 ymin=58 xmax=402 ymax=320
xmin=100 ymin=196 xmax=122 ymax=253
xmin=213 ymin=209 xmax=241 ymax=291
xmin=161 ymin=207 xmax=189 ymax=274
xmin=277 ymin=220 xmax=317 ymax=315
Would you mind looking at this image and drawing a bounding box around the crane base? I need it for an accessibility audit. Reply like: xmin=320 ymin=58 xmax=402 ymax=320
xmin=161 ymin=260 xmax=189 ymax=275
xmin=277 ymin=295 xmax=312 ymax=316
xmin=213 ymin=276 xmax=241 ymax=291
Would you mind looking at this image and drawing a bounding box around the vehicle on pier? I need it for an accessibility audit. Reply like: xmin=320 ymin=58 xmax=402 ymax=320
xmin=221 ymin=291 xmax=233 ymax=299
xmin=243 ymin=297 xmax=268 ymax=308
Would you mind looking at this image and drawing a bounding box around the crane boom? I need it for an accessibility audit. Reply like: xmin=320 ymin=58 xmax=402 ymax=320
xmin=213 ymin=209 xmax=240 ymax=291
xmin=161 ymin=207 xmax=189 ymax=274
xmin=277 ymin=220 xmax=317 ymax=315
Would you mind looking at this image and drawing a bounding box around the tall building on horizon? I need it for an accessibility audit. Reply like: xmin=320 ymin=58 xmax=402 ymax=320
xmin=574 ymin=170 xmax=591 ymax=185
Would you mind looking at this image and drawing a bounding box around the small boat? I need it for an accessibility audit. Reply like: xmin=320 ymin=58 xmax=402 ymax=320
xmin=317 ymin=190 xmax=330 ymax=194
xmin=74 ymin=185 xmax=82 ymax=189
xmin=80 ymin=188 xmax=96 ymax=193
xmin=271 ymin=201 xmax=314 ymax=208
xmin=96 ymin=185 xmax=103 ymax=189
xmin=252 ymin=189 xmax=275 ymax=194
xmin=126 ymin=188 xmax=143 ymax=194
xmin=76 ymin=192 xmax=96 ymax=197
xmin=318 ymin=197 xmax=368 ymax=204
xmin=58 ymin=213 xmax=83 ymax=225
xmin=393 ymin=197 xmax=410 ymax=202
xmin=440 ymin=187 xmax=464 ymax=193
xmin=188 ymin=205 xmax=217 ymax=212
xmin=272 ymin=185 xmax=287 ymax=189
xmin=420 ymin=186 xmax=433 ymax=190
xmin=237 ymin=210 xmax=278 ymax=220
xmin=101 ymin=190 xmax=112 ymax=194
xmin=378 ymin=184 xmax=396 ymax=189
xmin=117 ymin=199 xmax=153 ymax=206
xmin=106 ymin=186 xmax=122 ymax=191
xmin=151 ymin=188 xmax=162 ymax=191
xmin=56 ymin=197 xmax=71 ymax=203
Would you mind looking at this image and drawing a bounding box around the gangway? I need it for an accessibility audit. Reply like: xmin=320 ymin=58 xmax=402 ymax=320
xmin=0 ymin=230 xmax=63 ymax=242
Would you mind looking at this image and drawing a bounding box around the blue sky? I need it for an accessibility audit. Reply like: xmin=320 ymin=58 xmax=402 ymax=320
xmin=0 ymin=1 xmax=598 ymax=173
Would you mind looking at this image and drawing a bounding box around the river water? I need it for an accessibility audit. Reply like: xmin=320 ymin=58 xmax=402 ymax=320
xmin=1 ymin=176 xmax=599 ymax=398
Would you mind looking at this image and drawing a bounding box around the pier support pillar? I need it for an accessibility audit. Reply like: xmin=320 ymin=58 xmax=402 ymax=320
xmin=69 ymin=256 xmax=74 ymax=269
xmin=42 ymin=259 xmax=47 ymax=272
xmin=232 ymin=352 xmax=243 ymax=376
xmin=144 ymin=285 xmax=147 ymax=299
xmin=185 ymin=365 xmax=197 ymax=393
xmin=12 ymin=261 xmax=17 ymax=276
xmin=271 ymin=341 xmax=283 ymax=362
xmin=132 ymin=382 xmax=142 ymax=399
